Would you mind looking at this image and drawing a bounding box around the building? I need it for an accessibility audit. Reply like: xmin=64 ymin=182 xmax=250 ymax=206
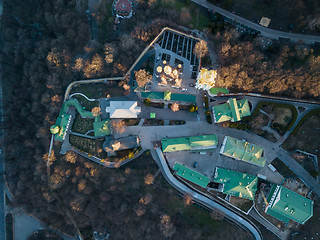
xmin=213 ymin=167 xmax=258 ymax=200
xmin=112 ymin=0 xmax=133 ymax=19
xmin=162 ymin=135 xmax=218 ymax=153
xmin=173 ymin=162 xmax=210 ymax=188
xmin=220 ymin=136 xmax=266 ymax=167
xmin=195 ymin=68 xmax=217 ymax=90
xmin=106 ymin=101 xmax=141 ymax=118
xmin=103 ymin=136 xmax=140 ymax=157
xmin=265 ymin=185 xmax=313 ymax=224
xmin=141 ymin=91 xmax=196 ymax=104
xmin=212 ymin=98 xmax=251 ymax=123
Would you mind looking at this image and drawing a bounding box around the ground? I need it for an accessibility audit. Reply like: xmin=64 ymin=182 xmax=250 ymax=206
xmin=283 ymin=114 xmax=320 ymax=160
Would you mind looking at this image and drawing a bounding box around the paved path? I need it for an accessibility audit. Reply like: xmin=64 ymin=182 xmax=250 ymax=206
xmin=249 ymin=207 xmax=289 ymax=240
xmin=153 ymin=148 xmax=263 ymax=240
xmin=191 ymin=0 xmax=320 ymax=44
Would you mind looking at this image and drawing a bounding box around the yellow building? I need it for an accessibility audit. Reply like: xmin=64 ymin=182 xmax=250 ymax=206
xmin=195 ymin=68 xmax=217 ymax=90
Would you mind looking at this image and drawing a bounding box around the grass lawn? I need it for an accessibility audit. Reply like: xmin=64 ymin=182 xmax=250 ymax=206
xmin=71 ymin=112 xmax=94 ymax=134
xmin=283 ymin=114 xmax=320 ymax=159
xmin=70 ymin=82 xmax=126 ymax=99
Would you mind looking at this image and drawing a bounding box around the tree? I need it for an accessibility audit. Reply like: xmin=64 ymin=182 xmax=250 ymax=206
xmin=171 ymin=103 xmax=179 ymax=112
xmin=159 ymin=214 xmax=176 ymax=238
xmin=111 ymin=119 xmax=126 ymax=134
xmin=65 ymin=150 xmax=77 ymax=164
xmin=134 ymin=69 xmax=152 ymax=88
xmin=194 ymin=40 xmax=208 ymax=59
xmin=91 ymin=107 xmax=101 ymax=117
xmin=144 ymin=173 xmax=154 ymax=185
xmin=83 ymin=53 xmax=104 ymax=78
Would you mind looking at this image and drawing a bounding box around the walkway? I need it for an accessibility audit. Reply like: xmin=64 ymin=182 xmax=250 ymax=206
xmin=191 ymin=0 xmax=320 ymax=44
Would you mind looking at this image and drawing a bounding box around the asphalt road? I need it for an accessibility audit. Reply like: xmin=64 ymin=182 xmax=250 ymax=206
xmin=191 ymin=0 xmax=320 ymax=44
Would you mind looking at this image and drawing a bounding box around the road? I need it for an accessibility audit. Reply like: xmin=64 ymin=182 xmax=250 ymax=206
xmin=0 ymin=0 xmax=7 ymax=239
xmin=191 ymin=0 xmax=320 ymax=44
xmin=153 ymin=148 xmax=263 ymax=240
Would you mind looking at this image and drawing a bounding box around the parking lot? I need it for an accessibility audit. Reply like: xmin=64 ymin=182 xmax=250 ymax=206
xmin=164 ymin=148 xmax=284 ymax=184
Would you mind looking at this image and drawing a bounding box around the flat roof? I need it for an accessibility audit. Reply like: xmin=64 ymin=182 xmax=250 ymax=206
xmin=213 ymin=167 xmax=258 ymax=200
xmin=266 ymin=186 xmax=313 ymax=224
xmin=213 ymin=98 xmax=251 ymax=123
xmin=173 ymin=162 xmax=210 ymax=188
xmin=162 ymin=135 xmax=218 ymax=152
xmin=220 ymin=136 xmax=266 ymax=167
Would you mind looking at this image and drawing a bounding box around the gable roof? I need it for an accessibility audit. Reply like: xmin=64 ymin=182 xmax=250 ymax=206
xmin=106 ymin=101 xmax=141 ymax=118
xmin=213 ymin=98 xmax=251 ymax=123
xmin=220 ymin=136 xmax=266 ymax=167
xmin=213 ymin=167 xmax=258 ymax=200
xmin=173 ymin=162 xmax=210 ymax=188
xmin=266 ymin=185 xmax=313 ymax=224
xmin=162 ymin=135 xmax=218 ymax=152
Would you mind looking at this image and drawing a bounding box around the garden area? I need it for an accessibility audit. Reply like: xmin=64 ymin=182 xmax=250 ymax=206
xmin=143 ymin=119 xmax=164 ymax=126
xmin=71 ymin=113 xmax=94 ymax=134
xmin=69 ymin=134 xmax=107 ymax=159
xmin=270 ymin=158 xmax=297 ymax=178
xmin=246 ymin=101 xmax=298 ymax=137
xmin=229 ymin=197 xmax=253 ymax=213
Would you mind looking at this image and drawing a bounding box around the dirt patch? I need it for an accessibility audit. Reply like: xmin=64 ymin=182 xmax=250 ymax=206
xmin=273 ymin=107 xmax=293 ymax=126
xmin=283 ymin=115 xmax=320 ymax=161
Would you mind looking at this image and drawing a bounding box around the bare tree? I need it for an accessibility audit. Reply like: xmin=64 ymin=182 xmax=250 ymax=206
xmin=91 ymin=106 xmax=101 ymax=116
xmin=111 ymin=119 xmax=126 ymax=134
xmin=65 ymin=151 xmax=77 ymax=164
xmin=159 ymin=214 xmax=176 ymax=238
xmin=144 ymin=173 xmax=154 ymax=185
xmin=194 ymin=40 xmax=208 ymax=59
xmin=134 ymin=69 xmax=152 ymax=88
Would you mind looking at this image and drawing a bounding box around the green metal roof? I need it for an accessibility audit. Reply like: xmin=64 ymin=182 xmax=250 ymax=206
xmin=266 ymin=186 xmax=313 ymax=224
xmin=93 ymin=119 xmax=111 ymax=137
xmin=162 ymin=135 xmax=218 ymax=152
xmin=170 ymin=93 xmax=196 ymax=103
xmin=150 ymin=113 xmax=156 ymax=118
xmin=220 ymin=136 xmax=266 ymax=167
xmin=213 ymin=168 xmax=258 ymax=200
xmin=213 ymin=98 xmax=251 ymax=123
xmin=55 ymin=114 xmax=71 ymax=141
xmin=173 ymin=162 xmax=210 ymax=188
xmin=164 ymin=91 xmax=171 ymax=100
xmin=140 ymin=91 xmax=196 ymax=103
xmin=209 ymin=87 xmax=229 ymax=95
xmin=141 ymin=91 xmax=164 ymax=100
